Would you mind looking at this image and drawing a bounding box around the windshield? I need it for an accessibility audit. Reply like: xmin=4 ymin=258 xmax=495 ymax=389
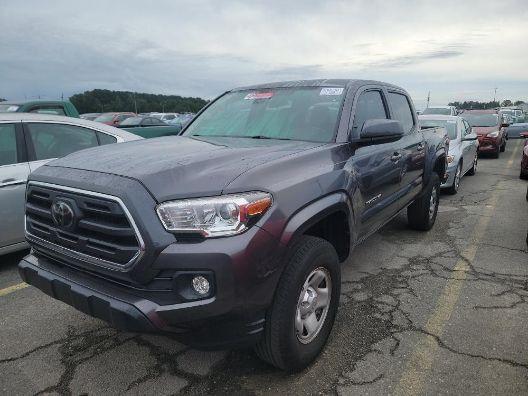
xmin=0 ymin=104 xmax=20 ymax=112
xmin=420 ymin=119 xmax=458 ymax=140
xmin=461 ymin=113 xmax=499 ymax=127
xmin=94 ymin=113 xmax=116 ymax=122
xmin=183 ymin=87 xmax=345 ymax=142
xmin=119 ymin=117 xmax=142 ymax=126
xmin=422 ymin=107 xmax=451 ymax=115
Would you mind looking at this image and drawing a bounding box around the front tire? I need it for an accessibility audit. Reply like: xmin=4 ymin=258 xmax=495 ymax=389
xmin=500 ymin=141 xmax=506 ymax=152
xmin=254 ymin=236 xmax=340 ymax=372
xmin=407 ymin=172 xmax=440 ymax=231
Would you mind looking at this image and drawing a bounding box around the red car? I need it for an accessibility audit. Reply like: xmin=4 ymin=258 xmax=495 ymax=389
xmin=94 ymin=112 xmax=135 ymax=126
xmin=521 ymin=132 xmax=528 ymax=180
xmin=460 ymin=109 xmax=508 ymax=158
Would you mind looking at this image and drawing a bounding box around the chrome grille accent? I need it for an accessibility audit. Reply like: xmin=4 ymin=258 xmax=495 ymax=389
xmin=25 ymin=181 xmax=145 ymax=271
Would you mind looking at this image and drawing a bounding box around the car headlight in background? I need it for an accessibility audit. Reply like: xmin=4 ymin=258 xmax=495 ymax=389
xmin=487 ymin=131 xmax=499 ymax=138
xmin=157 ymin=192 xmax=272 ymax=237
xmin=447 ymin=155 xmax=454 ymax=163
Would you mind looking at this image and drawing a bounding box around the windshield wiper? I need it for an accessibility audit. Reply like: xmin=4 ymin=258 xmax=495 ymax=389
xmin=246 ymin=135 xmax=295 ymax=141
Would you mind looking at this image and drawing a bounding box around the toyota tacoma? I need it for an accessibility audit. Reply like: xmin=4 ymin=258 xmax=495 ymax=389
xmin=19 ymin=79 xmax=447 ymax=372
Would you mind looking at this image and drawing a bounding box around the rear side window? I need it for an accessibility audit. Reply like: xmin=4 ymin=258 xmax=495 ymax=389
xmin=97 ymin=132 xmax=118 ymax=145
xmin=352 ymin=90 xmax=387 ymax=133
xmin=0 ymin=124 xmax=18 ymax=166
xmin=26 ymin=123 xmax=98 ymax=160
xmin=388 ymin=92 xmax=415 ymax=133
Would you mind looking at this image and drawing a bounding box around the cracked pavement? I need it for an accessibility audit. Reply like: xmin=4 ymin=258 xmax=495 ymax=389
xmin=1 ymin=140 xmax=527 ymax=395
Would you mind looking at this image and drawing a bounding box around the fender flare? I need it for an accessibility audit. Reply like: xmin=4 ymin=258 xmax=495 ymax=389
xmin=278 ymin=192 xmax=354 ymax=250
xmin=424 ymin=147 xmax=447 ymax=186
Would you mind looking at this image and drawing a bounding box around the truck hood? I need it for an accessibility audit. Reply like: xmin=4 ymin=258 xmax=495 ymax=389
xmin=44 ymin=136 xmax=324 ymax=202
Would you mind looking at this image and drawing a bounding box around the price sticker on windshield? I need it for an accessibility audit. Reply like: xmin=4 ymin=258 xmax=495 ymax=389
xmin=320 ymin=87 xmax=344 ymax=96
xmin=245 ymin=92 xmax=274 ymax=100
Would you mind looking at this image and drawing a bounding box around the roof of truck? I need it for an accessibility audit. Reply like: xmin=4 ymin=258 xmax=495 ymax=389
xmin=232 ymin=79 xmax=403 ymax=91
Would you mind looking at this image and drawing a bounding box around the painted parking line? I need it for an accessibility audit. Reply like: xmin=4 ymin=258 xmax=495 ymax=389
xmin=395 ymin=140 xmax=520 ymax=396
xmin=0 ymin=282 xmax=28 ymax=297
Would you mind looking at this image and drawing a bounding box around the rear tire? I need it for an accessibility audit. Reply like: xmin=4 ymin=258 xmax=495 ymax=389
xmin=521 ymin=170 xmax=528 ymax=180
xmin=254 ymin=236 xmax=340 ymax=372
xmin=407 ymin=173 xmax=440 ymax=231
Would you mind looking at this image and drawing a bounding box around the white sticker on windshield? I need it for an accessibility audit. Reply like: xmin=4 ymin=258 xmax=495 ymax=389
xmin=320 ymin=87 xmax=344 ymax=96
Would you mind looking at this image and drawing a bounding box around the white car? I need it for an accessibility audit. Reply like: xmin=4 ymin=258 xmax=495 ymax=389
xmin=0 ymin=113 xmax=142 ymax=255
xmin=149 ymin=112 xmax=179 ymax=122
xmin=419 ymin=115 xmax=479 ymax=194
xmin=422 ymin=105 xmax=458 ymax=116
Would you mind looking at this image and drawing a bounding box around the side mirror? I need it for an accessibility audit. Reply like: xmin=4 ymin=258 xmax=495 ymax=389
xmin=462 ymin=132 xmax=478 ymax=141
xmin=357 ymin=119 xmax=404 ymax=143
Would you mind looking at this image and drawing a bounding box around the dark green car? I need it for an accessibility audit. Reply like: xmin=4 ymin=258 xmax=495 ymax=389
xmin=0 ymin=100 xmax=80 ymax=118
xmin=118 ymin=115 xmax=182 ymax=138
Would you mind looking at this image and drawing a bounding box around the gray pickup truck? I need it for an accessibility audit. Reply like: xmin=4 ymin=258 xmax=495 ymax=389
xmin=19 ymin=79 xmax=447 ymax=372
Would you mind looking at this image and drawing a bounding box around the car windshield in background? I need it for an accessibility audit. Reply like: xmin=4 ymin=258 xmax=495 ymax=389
xmin=420 ymin=119 xmax=457 ymax=139
xmin=422 ymin=107 xmax=451 ymax=115
xmin=461 ymin=113 xmax=499 ymax=127
xmin=183 ymin=87 xmax=345 ymax=142
xmin=94 ymin=114 xmax=115 ymax=122
xmin=0 ymin=104 xmax=20 ymax=112
xmin=119 ymin=117 xmax=142 ymax=126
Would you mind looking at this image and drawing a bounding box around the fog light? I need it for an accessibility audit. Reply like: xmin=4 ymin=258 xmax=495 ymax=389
xmin=191 ymin=275 xmax=210 ymax=295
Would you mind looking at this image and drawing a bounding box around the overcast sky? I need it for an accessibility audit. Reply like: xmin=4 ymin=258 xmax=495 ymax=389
xmin=1 ymin=0 xmax=527 ymax=109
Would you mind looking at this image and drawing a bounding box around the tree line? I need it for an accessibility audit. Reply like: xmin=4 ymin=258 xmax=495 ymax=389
xmin=448 ymin=99 xmax=525 ymax=110
xmin=69 ymin=89 xmax=208 ymax=114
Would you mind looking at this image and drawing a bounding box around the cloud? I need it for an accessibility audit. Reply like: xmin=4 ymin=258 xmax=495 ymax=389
xmin=1 ymin=0 xmax=527 ymax=105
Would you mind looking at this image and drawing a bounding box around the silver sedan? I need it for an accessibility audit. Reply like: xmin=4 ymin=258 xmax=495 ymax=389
xmin=419 ymin=115 xmax=479 ymax=194
xmin=0 ymin=113 xmax=142 ymax=255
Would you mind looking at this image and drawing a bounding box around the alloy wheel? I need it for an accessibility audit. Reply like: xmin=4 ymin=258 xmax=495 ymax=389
xmin=295 ymin=267 xmax=332 ymax=344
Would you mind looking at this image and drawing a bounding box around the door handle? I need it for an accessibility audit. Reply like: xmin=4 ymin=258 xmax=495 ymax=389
xmin=390 ymin=152 xmax=402 ymax=162
xmin=0 ymin=179 xmax=26 ymax=187
xmin=417 ymin=142 xmax=425 ymax=151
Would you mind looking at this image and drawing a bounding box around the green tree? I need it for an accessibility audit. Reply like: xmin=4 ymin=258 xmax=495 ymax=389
xmin=501 ymin=99 xmax=513 ymax=107
xmin=514 ymin=100 xmax=525 ymax=106
xmin=69 ymin=89 xmax=207 ymax=114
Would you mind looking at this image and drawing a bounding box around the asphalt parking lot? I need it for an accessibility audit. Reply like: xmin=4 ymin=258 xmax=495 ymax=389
xmin=1 ymin=139 xmax=527 ymax=395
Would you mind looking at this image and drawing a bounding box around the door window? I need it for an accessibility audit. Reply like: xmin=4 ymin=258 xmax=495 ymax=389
xmin=26 ymin=123 xmax=98 ymax=160
xmin=0 ymin=124 xmax=18 ymax=166
xmin=352 ymin=90 xmax=387 ymax=133
xmin=387 ymin=92 xmax=415 ymax=133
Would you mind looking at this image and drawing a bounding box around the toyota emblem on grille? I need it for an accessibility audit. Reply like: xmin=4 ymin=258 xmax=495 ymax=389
xmin=51 ymin=200 xmax=75 ymax=228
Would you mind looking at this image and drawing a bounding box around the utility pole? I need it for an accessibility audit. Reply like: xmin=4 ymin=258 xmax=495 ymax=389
xmin=133 ymin=92 xmax=138 ymax=114
xmin=493 ymin=87 xmax=497 ymax=104
xmin=426 ymin=91 xmax=430 ymax=108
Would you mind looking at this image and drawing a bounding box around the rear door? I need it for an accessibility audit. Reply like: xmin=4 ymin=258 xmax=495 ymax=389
xmin=386 ymin=90 xmax=425 ymax=207
xmin=0 ymin=122 xmax=30 ymax=249
xmin=461 ymin=118 xmax=477 ymax=173
xmin=349 ymin=88 xmax=404 ymax=237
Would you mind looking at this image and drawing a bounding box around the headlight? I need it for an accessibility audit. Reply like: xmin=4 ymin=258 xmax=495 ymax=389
xmin=157 ymin=192 xmax=272 ymax=237
xmin=487 ymin=131 xmax=499 ymax=138
xmin=447 ymin=155 xmax=454 ymax=163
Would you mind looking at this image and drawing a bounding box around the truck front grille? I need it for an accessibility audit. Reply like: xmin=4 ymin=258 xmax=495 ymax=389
xmin=25 ymin=182 xmax=144 ymax=270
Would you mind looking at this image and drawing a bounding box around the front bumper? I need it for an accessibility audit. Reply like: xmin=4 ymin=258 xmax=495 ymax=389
xmin=19 ymin=226 xmax=281 ymax=348
xmin=441 ymin=164 xmax=457 ymax=188
xmin=478 ymin=136 xmax=500 ymax=153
